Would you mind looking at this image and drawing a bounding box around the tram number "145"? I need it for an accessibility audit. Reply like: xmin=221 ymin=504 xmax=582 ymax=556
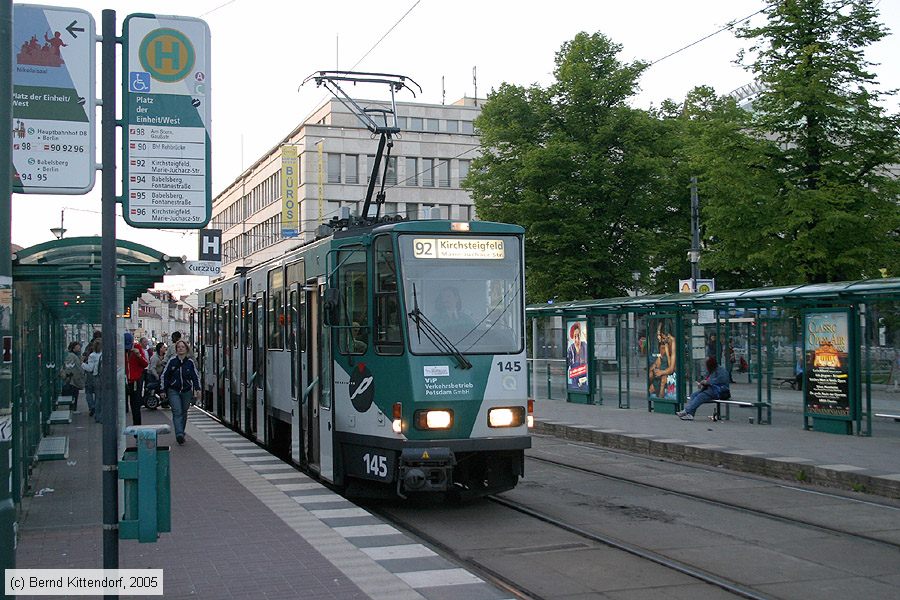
xmin=363 ymin=453 xmax=388 ymax=478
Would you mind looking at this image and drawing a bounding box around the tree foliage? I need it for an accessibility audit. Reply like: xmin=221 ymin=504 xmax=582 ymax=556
xmin=723 ymin=0 xmax=900 ymax=283
xmin=467 ymin=33 xmax=688 ymax=303
xmin=467 ymin=1 xmax=899 ymax=304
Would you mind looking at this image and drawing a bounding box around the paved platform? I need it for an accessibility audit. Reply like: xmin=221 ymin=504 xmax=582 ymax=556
xmin=15 ymin=408 xmax=514 ymax=600
xmin=534 ymin=395 xmax=900 ymax=500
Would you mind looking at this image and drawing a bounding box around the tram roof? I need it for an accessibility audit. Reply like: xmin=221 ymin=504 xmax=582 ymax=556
xmin=12 ymin=236 xmax=187 ymax=323
xmin=526 ymin=277 xmax=900 ymax=316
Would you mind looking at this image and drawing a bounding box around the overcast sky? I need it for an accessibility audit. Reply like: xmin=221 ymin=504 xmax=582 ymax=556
xmin=11 ymin=0 xmax=900 ymax=295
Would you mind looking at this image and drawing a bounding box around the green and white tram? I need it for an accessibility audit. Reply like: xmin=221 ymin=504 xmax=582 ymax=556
xmin=198 ymin=216 xmax=531 ymax=497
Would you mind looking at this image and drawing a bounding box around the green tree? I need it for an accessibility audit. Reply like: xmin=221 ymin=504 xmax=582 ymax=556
xmin=724 ymin=0 xmax=900 ymax=284
xmin=467 ymin=32 xmax=687 ymax=302
xmin=675 ymin=86 xmax=788 ymax=289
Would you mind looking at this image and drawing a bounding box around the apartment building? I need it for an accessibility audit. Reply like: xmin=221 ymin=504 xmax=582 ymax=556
xmin=210 ymin=96 xmax=483 ymax=279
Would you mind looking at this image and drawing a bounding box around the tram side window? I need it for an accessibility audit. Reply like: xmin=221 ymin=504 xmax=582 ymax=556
xmin=267 ymin=268 xmax=284 ymax=350
xmin=337 ymin=248 xmax=368 ymax=355
xmin=216 ymin=305 xmax=224 ymax=354
xmin=286 ymin=260 xmax=306 ymax=353
xmin=374 ymin=236 xmax=403 ymax=355
xmin=232 ymin=285 xmax=240 ymax=348
xmin=204 ymin=307 xmax=215 ymax=347
xmin=244 ymin=280 xmax=252 ymax=350
xmin=224 ymin=303 xmax=232 ymax=351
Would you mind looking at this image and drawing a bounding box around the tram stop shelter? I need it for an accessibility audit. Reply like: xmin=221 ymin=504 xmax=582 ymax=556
xmin=8 ymin=236 xmax=187 ymax=503
xmin=527 ymin=278 xmax=900 ymax=436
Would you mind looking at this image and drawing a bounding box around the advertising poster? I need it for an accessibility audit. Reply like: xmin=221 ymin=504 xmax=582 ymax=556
xmin=804 ymin=312 xmax=850 ymax=417
xmin=647 ymin=318 xmax=677 ymax=401
xmin=594 ymin=326 xmax=616 ymax=361
xmin=566 ymin=319 xmax=589 ymax=393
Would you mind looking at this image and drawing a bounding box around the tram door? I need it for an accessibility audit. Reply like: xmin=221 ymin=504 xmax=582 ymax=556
xmin=305 ymin=277 xmax=334 ymax=480
xmin=223 ymin=301 xmax=232 ymax=424
xmin=246 ymin=297 xmax=259 ymax=436
xmin=216 ymin=305 xmax=225 ymax=417
xmin=254 ymin=296 xmax=266 ymax=440
xmin=289 ymin=283 xmax=305 ymax=464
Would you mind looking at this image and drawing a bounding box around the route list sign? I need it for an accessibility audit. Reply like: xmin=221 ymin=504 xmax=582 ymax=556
xmin=11 ymin=5 xmax=96 ymax=194
xmin=123 ymin=14 xmax=211 ymax=228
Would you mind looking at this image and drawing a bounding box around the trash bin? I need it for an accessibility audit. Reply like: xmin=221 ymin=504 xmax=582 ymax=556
xmin=119 ymin=424 xmax=171 ymax=542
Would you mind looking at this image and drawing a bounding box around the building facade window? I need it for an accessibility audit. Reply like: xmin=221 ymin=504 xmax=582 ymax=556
xmin=426 ymin=118 xmax=439 ymax=132
xmin=461 ymin=120 xmax=474 ymax=134
xmin=327 ymin=153 xmax=342 ymax=183
xmin=384 ymin=156 xmax=397 ymax=185
xmin=458 ymin=159 xmax=470 ymax=184
xmin=405 ymin=157 xmax=417 ymax=186
xmin=346 ymin=154 xmax=359 ymax=184
xmin=445 ymin=119 xmax=458 ymax=133
xmin=438 ymin=160 xmax=450 ymax=187
xmin=409 ymin=117 xmax=423 ymax=131
xmin=422 ymin=158 xmax=434 ymax=187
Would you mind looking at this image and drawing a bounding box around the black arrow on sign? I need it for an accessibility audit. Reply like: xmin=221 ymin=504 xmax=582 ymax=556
xmin=66 ymin=20 xmax=85 ymax=38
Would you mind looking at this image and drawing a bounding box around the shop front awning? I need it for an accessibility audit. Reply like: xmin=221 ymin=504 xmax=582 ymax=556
xmin=12 ymin=236 xmax=188 ymax=323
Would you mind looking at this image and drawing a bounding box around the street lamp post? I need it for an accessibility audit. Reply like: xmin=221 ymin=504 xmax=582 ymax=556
xmin=50 ymin=209 xmax=66 ymax=240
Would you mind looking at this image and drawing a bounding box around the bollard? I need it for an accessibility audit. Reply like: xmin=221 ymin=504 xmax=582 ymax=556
xmin=119 ymin=425 xmax=172 ymax=543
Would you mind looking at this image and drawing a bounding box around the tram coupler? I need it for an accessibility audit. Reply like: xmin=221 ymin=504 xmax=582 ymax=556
xmin=398 ymin=447 xmax=455 ymax=494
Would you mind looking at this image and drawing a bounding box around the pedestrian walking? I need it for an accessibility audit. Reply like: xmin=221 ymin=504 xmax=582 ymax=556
xmin=82 ymin=339 xmax=102 ymax=423
xmin=125 ymin=332 xmax=148 ymax=426
xmin=59 ymin=341 xmax=85 ymax=412
xmin=162 ymin=340 xmax=200 ymax=445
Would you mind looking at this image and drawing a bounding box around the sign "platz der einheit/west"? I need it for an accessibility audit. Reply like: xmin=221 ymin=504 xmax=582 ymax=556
xmin=122 ymin=14 xmax=211 ymax=228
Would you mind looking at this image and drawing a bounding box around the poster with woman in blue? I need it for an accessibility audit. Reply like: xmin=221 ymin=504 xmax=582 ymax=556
xmin=566 ymin=320 xmax=588 ymax=393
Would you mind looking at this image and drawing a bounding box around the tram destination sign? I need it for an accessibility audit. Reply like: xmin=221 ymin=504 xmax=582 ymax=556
xmin=11 ymin=5 xmax=96 ymax=194
xmin=123 ymin=14 xmax=211 ymax=228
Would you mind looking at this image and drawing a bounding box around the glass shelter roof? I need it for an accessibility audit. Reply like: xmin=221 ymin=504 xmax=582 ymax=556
xmin=12 ymin=236 xmax=187 ymax=323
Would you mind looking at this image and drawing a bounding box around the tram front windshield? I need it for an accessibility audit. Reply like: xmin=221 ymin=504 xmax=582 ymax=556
xmin=398 ymin=234 xmax=523 ymax=355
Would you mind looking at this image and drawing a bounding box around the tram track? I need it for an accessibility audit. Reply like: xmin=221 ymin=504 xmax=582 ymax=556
xmin=486 ymin=494 xmax=774 ymax=600
xmin=526 ymin=445 xmax=900 ymax=551
xmin=369 ymin=490 xmax=775 ymax=600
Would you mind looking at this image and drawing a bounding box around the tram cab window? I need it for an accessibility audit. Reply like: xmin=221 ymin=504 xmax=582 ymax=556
xmin=336 ymin=248 xmax=368 ymax=355
xmin=398 ymin=234 xmax=524 ymax=355
xmin=374 ymin=236 xmax=403 ymax=355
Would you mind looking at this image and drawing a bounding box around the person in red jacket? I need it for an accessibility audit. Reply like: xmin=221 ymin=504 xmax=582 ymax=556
xmin=125 ymin=332 xmax=149 ymax=425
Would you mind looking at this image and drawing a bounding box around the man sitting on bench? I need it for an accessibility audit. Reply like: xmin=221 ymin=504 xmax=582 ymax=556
xmin=677 ymin=357 xmax=731 ymax=421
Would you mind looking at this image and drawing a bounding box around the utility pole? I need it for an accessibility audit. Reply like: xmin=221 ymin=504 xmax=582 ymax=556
xmin=689 ymin=176 xmax=701 ymax=283
xmin=0 ymin=0 xmax=17 ymax=583
xmin=100 ymin=9 xmax=119 ymax=572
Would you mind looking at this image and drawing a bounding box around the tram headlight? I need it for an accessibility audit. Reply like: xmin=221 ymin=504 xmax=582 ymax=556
xmin=488 ymin=407 xmax=525 ymax=428
xmin=392 ymin=402 xmax=403 ymax=434
xmin=414 ymin=409 xmax=453 ymax=430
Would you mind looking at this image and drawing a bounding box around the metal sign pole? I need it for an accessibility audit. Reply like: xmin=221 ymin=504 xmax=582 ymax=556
xmin=100 ymin=8 xmax=119 ymax=575
xmin=0 ymin=0 xmax=17 ymax=583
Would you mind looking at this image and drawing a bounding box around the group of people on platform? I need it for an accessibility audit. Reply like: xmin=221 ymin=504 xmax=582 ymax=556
xmin=58 ymin=330 xmax=200 ymax=445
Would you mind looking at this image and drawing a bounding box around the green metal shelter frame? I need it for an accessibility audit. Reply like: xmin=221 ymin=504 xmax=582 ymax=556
xmin=526 ymin=278 xmax=900 ymax=436
xmin=9 ymin=236 xmax=184 ymax=503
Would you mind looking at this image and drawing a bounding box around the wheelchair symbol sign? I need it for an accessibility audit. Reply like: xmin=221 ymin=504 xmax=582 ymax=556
xmin=130 ymin=72 xmax=151 ymax=93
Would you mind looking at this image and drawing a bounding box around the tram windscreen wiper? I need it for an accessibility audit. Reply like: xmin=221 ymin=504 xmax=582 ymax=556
xmin=408 ymin=284 xmax=472 ymax=370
